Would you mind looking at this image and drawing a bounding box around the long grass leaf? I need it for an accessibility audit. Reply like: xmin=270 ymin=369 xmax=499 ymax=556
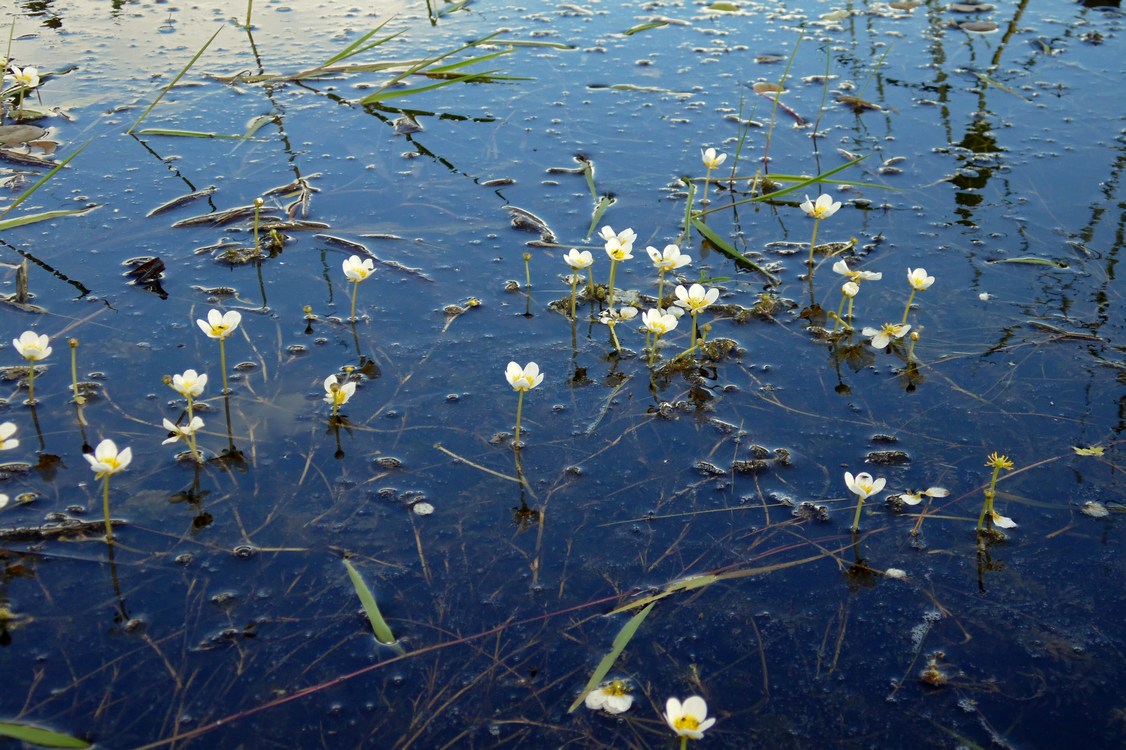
xmin=586 ymin=195 xmax=613 ymax=239
xmin=427 ymin=49 xmax=511 ymax=74
xmin=358 ymin=70 xmax=497 ymax=104
xmin=0 ymin=206 xmax=97 ymax=232
xmin=0 ymin=141 xmax=88 ymax=222
xmin=691 ymin=216 xmax=780 ymax=283
xmin=342 ymin=558 xmax=398 ymax=646
xmin=567 ymin=602 xmax=655 ymax=713
xmin=358 ymin=31 xmax=501 ymax=104
xmin=134 ymin=129 xmax=245 ymax=139
xmin=321 ymin=18 xmax=398 ymax=67
xmin=127 ymin=25 xmax=222 ymax=134
xmin=0 ymin=722 xmax=90 ymax=748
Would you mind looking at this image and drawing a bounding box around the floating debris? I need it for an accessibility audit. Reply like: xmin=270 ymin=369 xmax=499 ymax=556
xmin=146 ymin=186 xmax=218 ymax=217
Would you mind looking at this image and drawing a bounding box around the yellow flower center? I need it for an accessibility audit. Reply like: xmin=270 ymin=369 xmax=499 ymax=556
xmin=605 ymin=681 xmax=628 ymax=696
xmin=674 ymin=716 xmax=700 ymax=731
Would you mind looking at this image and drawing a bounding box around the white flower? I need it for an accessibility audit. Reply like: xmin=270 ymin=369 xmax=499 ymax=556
xmin=664 ymin=696 xmax=716 ymax=740
xmin=323 ymin=374 xmax=357 ymax=407
xmin=862 ymin=322 xmax=911 ymax=350
xmin=884 ymin=567 xmax=908 ymax=580
xmin=701 ymin=147 xmax=727 ymax=170
xmin=342 ymin=255 xmax=375 ymax=283
xmin=842 ymin=281 xmax=860 ymax=298
xmin=898 ymin=487 xmax=949 ymax=506
xmin=598 ymin=306 xmax=637 ymax=325
xmin=674 ymin=283 xmax=719 ymax=314
xmin=599 ymin=225 xmax=636 ymax=261
xmin=646 ymin=244 xmax=691 ymax=272
xmin=991 ymin=511 xmax=1017 ymax=529
xmin=412 ymin=501 xmax=434 ymax=516
xmin=978 ymin=292 xmax=992 ymax=301
xmin=196 ymin=309 xmax=242 ymax=340
xmin=0 ymin=422 xmax=19 ymax=451
xmin=13 ymin=331 xmax=51 ymax=362
xmin=563 ymin=248 xmax=594 ymax=270
xmin=800 ymin=193 xmax=842 ymax=220
xmin=642 ymin=308 xmax=679 ymax=335
xmin=10 ymin=66 xmax=39 ymax=90
xmin=505 ymin=361 xmax=543 ymax=392
xmin=907 ymin=267 xmax=935 ymax=290
xmin=832 ymin=259 xmax=882 ymax=282
xmin=844 ymin=471 xmax=886 ymax=501
xmin=171 ymin=369 xmax=207 ymax=399
xmin=584 ymin=680 xmax=634 ymax=714
xmin=84 ymin=439 xmax=132 ymax=479
xmin=162 ymin=416 xmax=204 ymax=445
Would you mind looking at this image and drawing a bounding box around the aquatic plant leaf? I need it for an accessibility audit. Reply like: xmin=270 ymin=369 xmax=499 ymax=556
xmin=342 ymin=558 xmax=398 ymax=646
xmin=358 ymin=32 xmax=506 ymax=104
xmin=127 ymin=26 xmax=223 ymax=134
xmin=0 ymin=141 xmax=89 ymax=223
xmin=710 ymin=1 xmax=741 ymax=9
xmin=0 ymin=206 xmax=97 ymax=232
xmin=567 ymin=602 xmax=655 ymax=713
xmin=0 ymin=722 xmax=90 ymax=748
xmin=586 ymin=195 xmax=614 ymax=239
xmin=1072 ymin=445 xmax=1104 ymax=456
xmin=623 ymin=21 xmax=668 ymax=35
xmin=321 ymin=18 xmax=400 ymax=67
xmin=836 ymin=94 xmax=883 ymax=113
xmin=690 ymin=215 xmax=780 ymax=283
xmin=988 ymin=256 xmax=1069 ymax=268
xmin=134 ymin=129 xmax=246 ymax=139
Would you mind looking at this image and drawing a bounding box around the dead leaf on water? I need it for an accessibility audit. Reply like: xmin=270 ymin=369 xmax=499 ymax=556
xmin=836 ymin=95 xmax=884 ymax=113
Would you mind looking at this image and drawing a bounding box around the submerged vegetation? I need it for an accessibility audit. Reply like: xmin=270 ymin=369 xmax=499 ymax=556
xmin=0 ymin=0 xmax=1123 ymax=748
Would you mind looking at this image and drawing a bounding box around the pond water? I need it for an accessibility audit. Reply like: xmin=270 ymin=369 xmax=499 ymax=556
xmin=0 ymin=0 xmax=1123 ymax=747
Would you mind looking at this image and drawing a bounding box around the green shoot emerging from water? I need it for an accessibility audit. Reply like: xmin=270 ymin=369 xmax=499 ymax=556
xmin=85 ymin=438 xmax=132 ymax=542
xmin=977 ymin=452 xmax=1016 ymax=533
xmin=13 ymin=330 xmax=51 ymax=405
xmin=505 ymin=361 xmax=543 ymax=448
xmin=342 ymin=254 xmax=375 ymax=322
xmin=196 ymin=309 xmax=241 ymax=395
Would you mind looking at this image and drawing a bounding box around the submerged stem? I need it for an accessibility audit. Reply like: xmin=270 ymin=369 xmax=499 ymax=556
xmin=102 ymin=476 xmax=114 ymax=542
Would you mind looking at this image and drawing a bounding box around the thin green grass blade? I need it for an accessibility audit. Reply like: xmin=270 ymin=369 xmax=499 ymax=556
xmin=241 ymin=115 xmax=277 ymax=140
xmin=718 ymin=155 xmax=871 ymax=211
xmin=437 ymin=0 xmax=472 ymax=17
xmin=342 ymin=558 xmax=397 ymax=646
xmin=582 ymin=159 xmax=597 ymax=202
xmin=427 ymin=49 xmax=512 ymax=74
xmin=0 ymin=206 xmax=97 ymax=232
xmin=680 ymin=179 xmax=696 ymax=244
xmin=134 ymin=129 xmax=245 ymax=139
xmin=321 ymin=18 xmax=398 ymax=67
xmin=0 ymin=141 xmax=88 ymax=222
xmin=567 ymin=602 xmax=655 ymax=713
xmin=690 ymin=215 xmax=780 ymax=283
xmin=623 ymin=21 xmax=668 ymax=35
xmin=358 ymin=32 xmax=501 ymax=104
xmin=483 ymin=38 xmax=575 ymax=49
xmin=127 ymin=25 xmax=222 ymax=134
xmin=359 ymin=70 xmax=497 ymax=104
xmin=586 ymin=195 xmax=613 ymax=240
xmin=0 ymin=722 xmax=90 ymax=748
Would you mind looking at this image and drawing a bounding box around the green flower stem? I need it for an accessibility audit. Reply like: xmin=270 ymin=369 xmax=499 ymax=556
xmin=608 ymin=321 xmax=623 ymax=354
xmin=680 ymin=736 xmax=688 ymax=750
xmin=851 ymin=495 xmax=865 ymax=533
xmin=691 ymin=310 xmax=700 ymax=348
xmin=252 ymin=199 xmax=262 ymax=258
xmin=585 ymin=267 xmax=595 ymax=298
xmin=349 ymin=281 xmax=360 ymax=321
xmin=976 ymin=465 xmax=1004 ymax=532
xmin=219 ymin=337 xmax=230 ymax=395
xmin=648 ymin=332 xmax=662 ymax=367
xmin=807 ymin=217 xmax=822 ymax=268
xmin=846 ymin=296 xmax=855 ymax=325
xmin=70 ymin=338 xmax=85 ymax=404
xmin=606 ymin=259 xmax=620 ymax=311
xmin=514 ymin=390 xmax=526 ymax=447
xmin=833 ymin=294 xmax=848 ymax=332
xmin=906 ymin=333 xmax=919 ymax=362
xmin=569 ymin=275 xmax=579 ymax=319
xmin=901 ymin=288 xmax=918 ymax=326
xmin=186 ymin=394 xmax=202 ymax=463
xmin=102 ymin=477 xmax=114 ymax=542
xmin=26 ymin=363 xmax=36 ymax=405
xmin=701 ymin=167 xmax=714 ymax=207
xmin=523 ymin=253 xmax=532 ymax=290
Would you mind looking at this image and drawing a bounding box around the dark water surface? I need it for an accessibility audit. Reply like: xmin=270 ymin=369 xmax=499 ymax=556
xmin=0 ymin=0 xmax=1123 ymax=747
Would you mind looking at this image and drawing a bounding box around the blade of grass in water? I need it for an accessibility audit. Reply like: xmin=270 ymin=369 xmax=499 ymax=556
xmin=134 ymin=129 xmax=248 ymax=139
xmin=0 ymin=141 xmax=89 ymax=225
xmin=342 ymin=558 xmax=398 ymax=647
xmin=0 ymin=722 xmax=91 ymax=749
xmin=358 ymin=32 xmax=505 ymax=104
xmin=0 ymin=206 xmax=97 ymax=232
xmin=127 ymin=26 xmax=222 ymax=135
xmin=691 ymin=215 xmax=780 ymax=283
xmin=586 ymin=195 xmax=614 ymax=240
xmin=623 ymin=21 xmax=668 ymax=35
xmin=567 ymin=602 xmax=655 ymax=713
xmin=320 ymin=18 xmax=400 ymax=67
